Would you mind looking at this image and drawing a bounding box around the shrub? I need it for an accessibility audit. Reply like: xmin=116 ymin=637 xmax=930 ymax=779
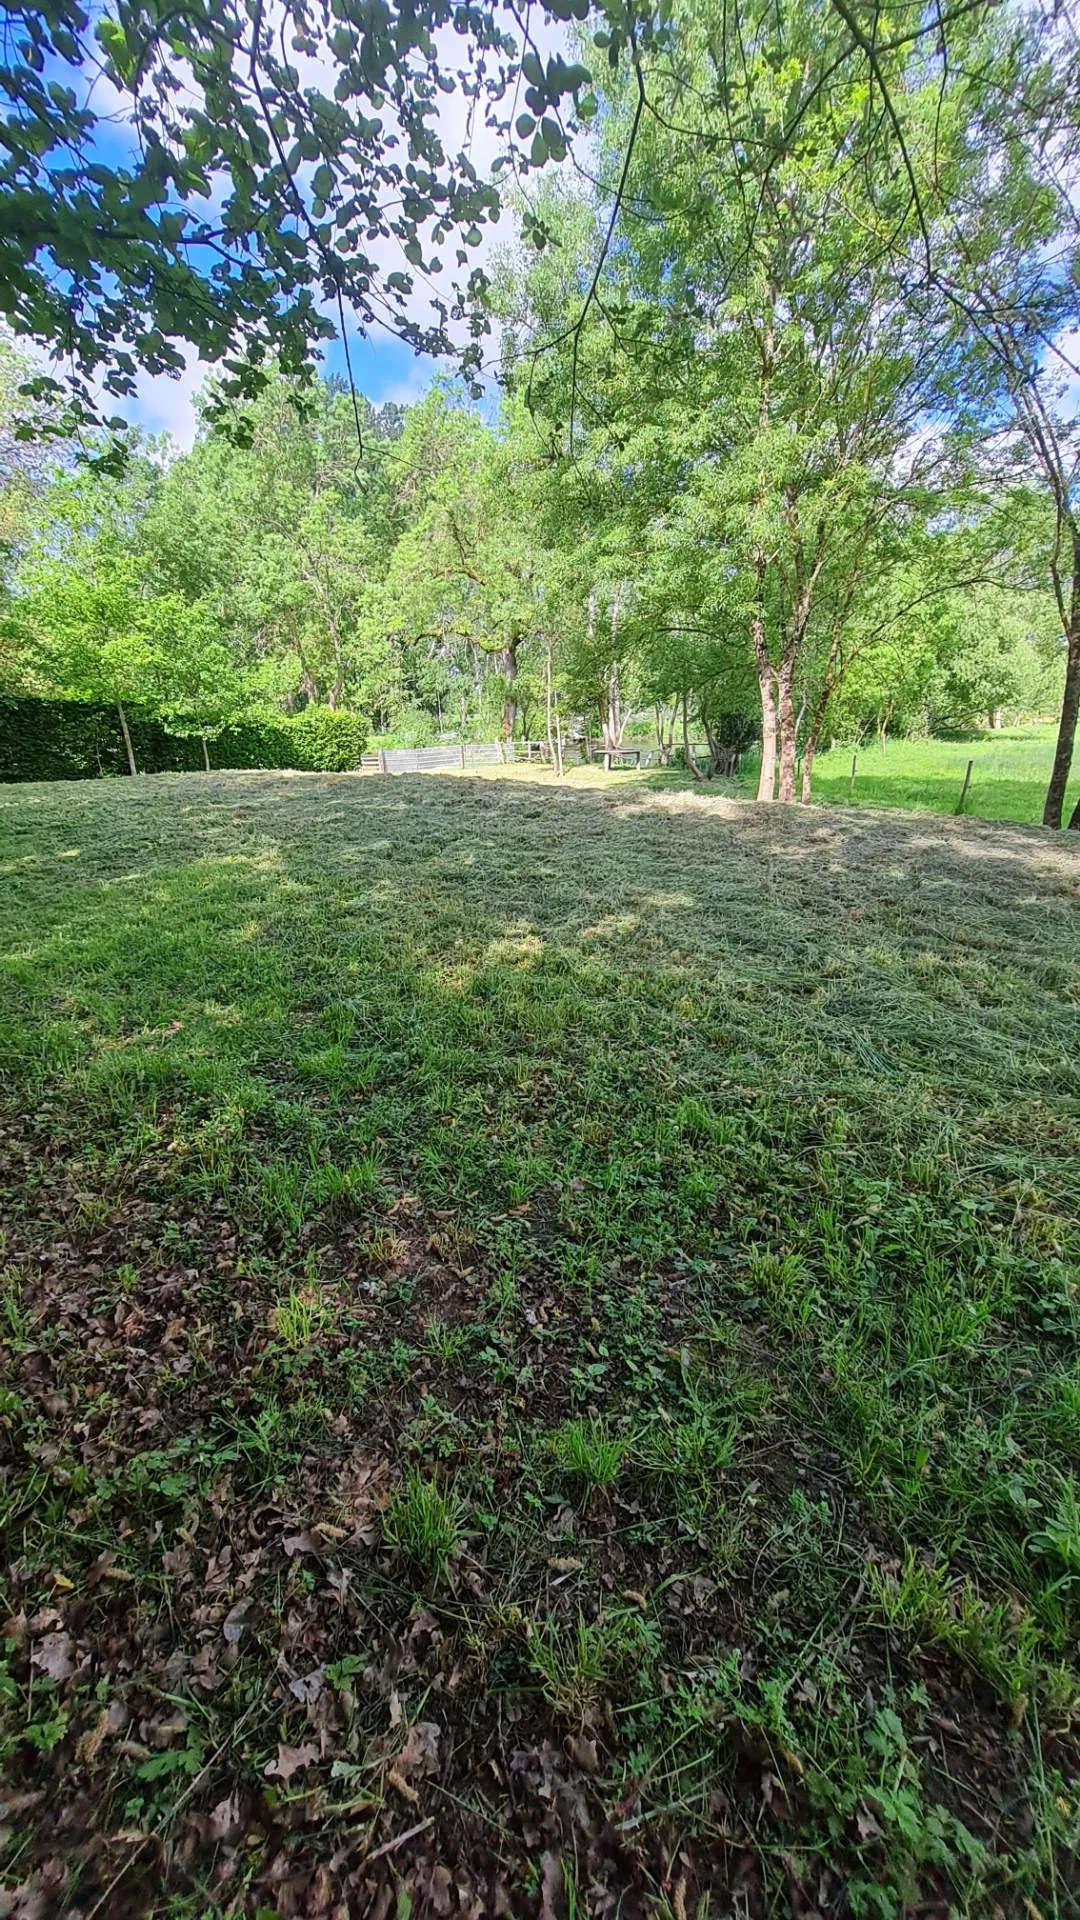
xmin=0 ymin=697 xmax=367 ymax=782
xmin=278 ymin=707 xmax=368 ymax=770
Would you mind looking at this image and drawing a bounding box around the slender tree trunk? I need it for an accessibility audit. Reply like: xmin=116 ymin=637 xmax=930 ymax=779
xmin=751 ymin=552 xmax=777 ymax=801
xmin=756 ymin=657 xmax=778 ymax=802
xmin=801 ymin=686 xmax=832 ymax=804
xmin=544 ymin=636 xmax=557 ymax=772
xmin=682 ymin=691 xmax=706 ymax=781
xmin=117 ymin=701 xmax=137 ymax=776
xmin=1044 ymin=563 xmax=1080 ymax=827
xmin=201 ymin=735 xmax=211 ymax=773
xmin=777 ymin=656 xmax=797 ymax=803
xmin=800 ymin=738 xmax=816 ymax=805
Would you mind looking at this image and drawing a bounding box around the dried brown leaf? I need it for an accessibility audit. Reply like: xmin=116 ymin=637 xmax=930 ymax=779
xmin=265 ymin=1741 xmax=320 ymax=1783
xmin=31 ymin=1632 xmax=74 ymax=1682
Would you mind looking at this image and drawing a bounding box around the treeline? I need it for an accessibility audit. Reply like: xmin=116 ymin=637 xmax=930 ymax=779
xmin=0 ymin=363 xmax=1059 ymax=785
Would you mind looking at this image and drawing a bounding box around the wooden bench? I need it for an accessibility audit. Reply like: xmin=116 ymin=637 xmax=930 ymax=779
xmin=601 ymin=747 xmax=642 ymax=770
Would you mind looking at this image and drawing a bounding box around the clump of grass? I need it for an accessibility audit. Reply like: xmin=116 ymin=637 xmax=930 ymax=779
xmin=383 ymin=1472 xmax=464 ymax=1579
xmin=271 ymin=1286 xmax=330 ymax=1351
xmin=550 ymin=1416 xmax=627 ymax=1491
xmin=425 ymin=1316 xmax=468 ymax=1362
xmin=528 ymin=1608 xmax=653 ymax=1721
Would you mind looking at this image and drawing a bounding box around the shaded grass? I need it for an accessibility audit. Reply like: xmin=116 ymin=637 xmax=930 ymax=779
xmin=0 ymin=769 xmax=1078 ymax=1917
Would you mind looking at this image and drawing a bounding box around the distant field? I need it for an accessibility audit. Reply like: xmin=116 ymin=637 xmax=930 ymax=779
xmin=1 ymin=771 xmax=1078 ymax=1916
xmin=734 ymin=724 xmax=1077 ymax=826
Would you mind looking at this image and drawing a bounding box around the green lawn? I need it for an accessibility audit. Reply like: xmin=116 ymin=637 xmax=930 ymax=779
xmin=1 ymin=772 xmax=1078 ymax=1917
xmin=750 ymin=725 xmax=1077 ymax=827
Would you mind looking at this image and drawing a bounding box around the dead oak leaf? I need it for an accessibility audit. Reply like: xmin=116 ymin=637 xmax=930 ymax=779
xmin=282 ymin=1531 xmax=322 ymax=1558
xmin=265 ymin=1741 xmax=320 ymax=1783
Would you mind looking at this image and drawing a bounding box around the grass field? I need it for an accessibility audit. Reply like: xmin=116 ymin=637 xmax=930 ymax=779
xmin=733 ymin=725 xmax=1078 ymax=827
xmin=1 ymin=771 xmax=1078 ymax=1918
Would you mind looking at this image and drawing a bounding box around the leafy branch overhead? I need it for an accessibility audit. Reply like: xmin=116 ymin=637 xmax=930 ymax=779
xmin=1 ymin=0 xmax=602 ymax=435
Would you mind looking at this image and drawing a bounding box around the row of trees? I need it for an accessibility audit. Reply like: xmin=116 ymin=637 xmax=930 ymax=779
xmin=1 ymin=0 xmax=1077 ymax=821
xmin=0 ymin=353 xmax=1062 ymax=794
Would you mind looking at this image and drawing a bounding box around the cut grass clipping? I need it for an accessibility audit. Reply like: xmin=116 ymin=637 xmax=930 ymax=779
xmin=0 ymin=768 xmax=1077 ymax=1918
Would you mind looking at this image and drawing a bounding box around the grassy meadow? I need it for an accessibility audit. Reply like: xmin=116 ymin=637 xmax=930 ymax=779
xmin=736 ymin=725 xmax=1078 ymax=827
xmin=0 ymin=770 xmax=1078 ymax=1917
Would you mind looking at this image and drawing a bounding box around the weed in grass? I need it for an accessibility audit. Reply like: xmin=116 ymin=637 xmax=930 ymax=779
xmin=271 ymin=1286 xmax=331 ymax=1352
xmin=550 ymin=1416 xmax=627 ymax=1491
xmin=1028 ymin=1477 xmax=1080 ymax=1578
xmin=382 ymin=1472 xmax=464 ymax=1580
xmin=425 ymin=1317 xmax=468 ymax=1362
xmin=527 ymin=1607 xmax=655 ymax=1721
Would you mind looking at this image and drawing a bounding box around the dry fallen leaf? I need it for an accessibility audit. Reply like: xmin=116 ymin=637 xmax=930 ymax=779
xmin=31 ymin=1632 xmax=74 ymax=1682
xmin=283 ymin=1531 xmax=322 ymax=1558
xmin=288 ymin=1667 xmax=326 ymax=1705
xmin=265 ymin=1741 xmax=320 ymax=1783
xmin=566 ymin=1734 xmax=599 ymax=1773
xmin=222 ymin=1599 xmax=252 ymax=1644
xmin=208 ymin=1790 xmax=244 ymax=1843
xmin=540 ymin=1851 xmax=563 ymax=1920
xmin=396 ymin=1720 xmax=441 ymax=1777
xmin=387 ymin=1767 xmax=419 ymax=1805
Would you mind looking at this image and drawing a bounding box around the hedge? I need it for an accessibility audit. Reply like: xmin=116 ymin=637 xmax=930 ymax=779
xmin=0 ymin=698 xmax=368 ymax=784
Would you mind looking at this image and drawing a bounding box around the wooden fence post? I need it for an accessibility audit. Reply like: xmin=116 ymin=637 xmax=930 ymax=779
xmin=377 ymin=748 xmax=387 ymax=775
xmin=956 ymin=759 xmax=974 ymax=814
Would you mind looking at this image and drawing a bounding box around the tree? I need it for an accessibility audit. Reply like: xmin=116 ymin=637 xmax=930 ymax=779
xmin=4 ymin=441 xmax=263 ymax=764
xmin=0 ymin=0 xmax=598 ymax=439
xmin=385 ymin=391 xmax=553 ymax=740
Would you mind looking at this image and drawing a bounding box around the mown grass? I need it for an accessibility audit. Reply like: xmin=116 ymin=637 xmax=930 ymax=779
xmin=0 ymin=770 xmax=1078 ymax=1917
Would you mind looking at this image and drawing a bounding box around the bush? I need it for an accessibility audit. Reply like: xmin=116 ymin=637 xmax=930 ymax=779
xmin=278 ymin=707 xmax=368 ymax=770
xmin=0 ymin=698 xmax=367 ymax=783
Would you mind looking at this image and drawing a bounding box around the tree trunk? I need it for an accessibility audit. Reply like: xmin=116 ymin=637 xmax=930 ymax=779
xmin=756 ymin=651 xmax=778 ymax=802
xmin=117 ymin=701 xmax=137 ymax=776
xmin=544 ymin=636 xmax=557 ymax=773
xmin=777 ymin=657 xmax=797 ymax=803
xmin=800 ymin=738 xmax=816 ymax=805
xmin=201 ymin=735 xmax=211 ymax=773
xmin=751 ymin=555 xmax=776 ymax=802
xmin=1044 ymin=618 xmax=1080 ymax=829
xmin=682 ymin=691 xmax=706 ymax=782
xmin=500 ymin=635 xmax=519 ymax=742
xmin=990 ymin=708 xmax=1003 ymax=731
xmin=801 ymin=684 xmax=832 ymax=804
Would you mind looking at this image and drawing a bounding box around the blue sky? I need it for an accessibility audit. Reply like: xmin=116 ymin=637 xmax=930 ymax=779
xmin=119 ymin=327 xmax=450 ymax=450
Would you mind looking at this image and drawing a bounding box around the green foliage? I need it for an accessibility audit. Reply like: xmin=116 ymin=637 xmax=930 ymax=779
xmin=0 ymin=697 xmax=366 ymax=783
xmin=550 ymin=1416 xmax=627 ymax=1490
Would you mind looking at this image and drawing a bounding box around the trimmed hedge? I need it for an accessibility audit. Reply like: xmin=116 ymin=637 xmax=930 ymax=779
xmin=0 ymin=698 xmax=367 ymax=784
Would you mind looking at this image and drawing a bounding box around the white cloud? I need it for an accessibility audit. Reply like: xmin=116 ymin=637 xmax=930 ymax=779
xmin=113 ymin=353 xmax=209 ymax=452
